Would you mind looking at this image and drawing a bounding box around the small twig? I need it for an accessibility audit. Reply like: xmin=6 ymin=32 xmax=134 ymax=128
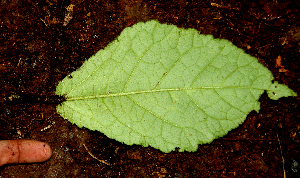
xmin=277 ymin=134 xmax=286 ymax=178
xmin=83 ymin=143 xmax=111 ymax=166
xmin=220 ymin=138 xmax=278 ymax=141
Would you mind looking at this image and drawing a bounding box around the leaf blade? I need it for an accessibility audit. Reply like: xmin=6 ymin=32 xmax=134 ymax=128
xmin=56 ymin=20 xmax=296 ymax=153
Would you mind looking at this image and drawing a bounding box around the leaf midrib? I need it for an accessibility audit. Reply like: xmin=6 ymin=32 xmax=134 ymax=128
xmin=65 ymin=86 xmax=263 ymax=100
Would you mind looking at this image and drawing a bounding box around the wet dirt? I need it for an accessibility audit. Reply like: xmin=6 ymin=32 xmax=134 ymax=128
xmin=0 ymin=0 xmax=300 ymax=177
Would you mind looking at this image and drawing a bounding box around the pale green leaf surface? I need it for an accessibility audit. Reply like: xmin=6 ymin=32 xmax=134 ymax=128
xmin=56 ymin=20 xmax=297 ymax=153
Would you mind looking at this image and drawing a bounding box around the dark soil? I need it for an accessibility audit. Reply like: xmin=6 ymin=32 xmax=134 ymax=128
xmin=1 ymin=0 xmax=300 ymax=177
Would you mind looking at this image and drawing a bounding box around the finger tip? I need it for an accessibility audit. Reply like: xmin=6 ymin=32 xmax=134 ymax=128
xmin=17 ymin=140 xmax=52 ymax=164
xmin=42 ymin=142 xmax=52 ymax=161
xmin=0 ymin=140 xmax=53 ymax=166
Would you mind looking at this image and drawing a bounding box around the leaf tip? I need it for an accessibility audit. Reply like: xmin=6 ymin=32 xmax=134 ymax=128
xmin=267 ymin=81 xmax=297 ymax=100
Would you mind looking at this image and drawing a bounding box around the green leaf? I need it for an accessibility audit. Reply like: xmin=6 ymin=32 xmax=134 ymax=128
xmin=55 ymin=20 xmax=297 ymax=153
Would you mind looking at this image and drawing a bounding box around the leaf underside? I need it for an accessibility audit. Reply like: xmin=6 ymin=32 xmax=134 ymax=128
xmin=56 ymin=20 xmax=296 ymax=153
